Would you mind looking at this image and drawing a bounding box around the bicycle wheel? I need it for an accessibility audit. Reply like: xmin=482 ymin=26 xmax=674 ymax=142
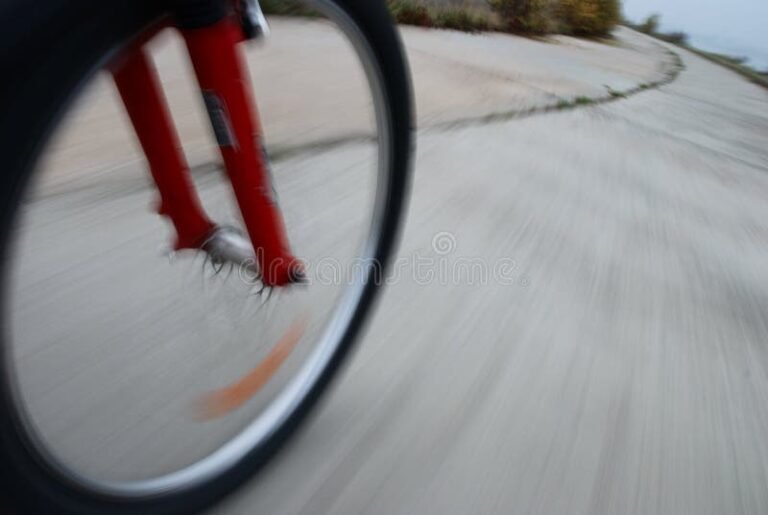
xmin=0 ymin=0 xmax=412 ymax=513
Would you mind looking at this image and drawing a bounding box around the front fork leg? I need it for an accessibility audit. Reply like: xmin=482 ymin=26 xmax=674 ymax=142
xmin=113 ymin=49 xmax=215 ymax=251
xmin=182 ymin=16 xmax=303 ymax=286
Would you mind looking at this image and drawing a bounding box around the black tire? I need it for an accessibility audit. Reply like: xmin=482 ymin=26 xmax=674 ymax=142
xmin=0 ymin=0 xmax=413 ymax=513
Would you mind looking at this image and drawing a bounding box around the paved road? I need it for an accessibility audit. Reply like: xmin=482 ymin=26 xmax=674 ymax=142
xmin=212 ymin=42 xmax=768 ymax=514
xmin=39 ymin=22 xmax=670 ymax=191
xmin=8 ymin=23 xmax=768 ymax=514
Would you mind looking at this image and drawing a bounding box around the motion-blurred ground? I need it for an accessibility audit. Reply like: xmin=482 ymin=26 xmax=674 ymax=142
xmin=215 ymin=25 xmax=768 ymax=515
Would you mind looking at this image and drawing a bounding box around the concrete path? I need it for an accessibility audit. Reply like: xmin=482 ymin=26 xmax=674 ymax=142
xmin=212 ymin=34 xmax=768 ymax=515
xmin=40 ymin=21 xmax=673 ymax=192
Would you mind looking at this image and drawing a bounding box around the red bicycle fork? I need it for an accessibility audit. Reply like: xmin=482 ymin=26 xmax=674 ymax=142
xmin=112 ymin=16 xmax=302 ymax=287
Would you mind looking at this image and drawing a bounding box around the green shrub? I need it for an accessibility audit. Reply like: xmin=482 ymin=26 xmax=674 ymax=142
xmin=487 ymin=0 xmax=561 ymax=34
xmin=259 ymin=0 xmax=317 ymax=16
xmin=388 ymin=0 xmax=433 ymax=27
xmin=657 ymin=31 xmax=689 ymax=45
xmin=721 ymin=55 xmax=747 ymax=65
xmin=262 ymin=0 xmax=620 ymax=37
xmin=637 ymin=13 xmax=659 ymax=34
xmin=559 ymin=0 xmax=620 ymax=36
xmin=435 ymin=8 xmax=490 ymax=32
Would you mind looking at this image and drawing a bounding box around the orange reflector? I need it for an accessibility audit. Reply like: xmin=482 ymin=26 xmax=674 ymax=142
xmin=195 ymin=316 xmax=307 ymax=420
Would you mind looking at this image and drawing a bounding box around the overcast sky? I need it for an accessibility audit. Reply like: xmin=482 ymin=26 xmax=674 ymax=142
xmin=623 ymin=0 xmax=768 ymax=69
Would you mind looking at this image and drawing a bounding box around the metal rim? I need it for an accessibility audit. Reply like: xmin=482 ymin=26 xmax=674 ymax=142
xmin=2 ymin=0 xmax=394 ymax=499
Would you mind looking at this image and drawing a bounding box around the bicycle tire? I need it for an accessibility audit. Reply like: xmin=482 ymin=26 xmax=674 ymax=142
xmin=0 ymin=0 xmax=413 ymax=513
